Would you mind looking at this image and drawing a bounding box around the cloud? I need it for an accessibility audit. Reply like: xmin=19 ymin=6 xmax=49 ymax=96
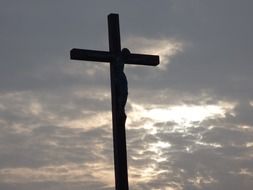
xmin=123 ymin=36 xmax=183 ymax=70
xmin=124 ymin=99 xmax=253 ymax=190
xmin=0 ymin=89 xmax=115 ymax=189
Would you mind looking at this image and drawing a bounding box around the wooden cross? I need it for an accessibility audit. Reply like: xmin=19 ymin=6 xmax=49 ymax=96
xmin=70 ymin=13 xmax=159 ymax=190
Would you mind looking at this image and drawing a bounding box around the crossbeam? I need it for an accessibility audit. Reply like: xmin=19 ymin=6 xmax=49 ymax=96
xmin=71 ymin=48 xmax=159 ymax=66
xmin=70 ymin=49 xmax=113 ymax=62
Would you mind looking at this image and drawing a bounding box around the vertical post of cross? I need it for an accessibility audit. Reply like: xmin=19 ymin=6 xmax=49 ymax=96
xmin=108 ymin=14 xmax=129 ymax=190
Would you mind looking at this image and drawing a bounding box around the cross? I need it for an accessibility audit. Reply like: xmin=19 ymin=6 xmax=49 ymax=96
xmin=70 ymin=13 xmax=159 ymax=190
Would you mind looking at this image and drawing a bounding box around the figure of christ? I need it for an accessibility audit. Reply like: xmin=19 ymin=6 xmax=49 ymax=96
xmin=114 ymin=48 xmax=131 ymax=126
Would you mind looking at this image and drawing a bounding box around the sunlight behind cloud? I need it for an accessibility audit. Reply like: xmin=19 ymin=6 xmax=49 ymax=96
xmin=123 ymin=37 xmax=183 ymax=69
xmin=129 ymin=102 xmax=231 ymax=128
xmin=144 ymin=105 xmax=224 ymax=126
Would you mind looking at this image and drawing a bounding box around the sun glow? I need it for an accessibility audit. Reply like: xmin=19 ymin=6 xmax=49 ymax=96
xmin=145 ymin=105 xmax=224 ymax=125
xmin=129 ymin=103 xmax=230 ymax=128
xmin=123 ymin=37 xmax=183 ymax=69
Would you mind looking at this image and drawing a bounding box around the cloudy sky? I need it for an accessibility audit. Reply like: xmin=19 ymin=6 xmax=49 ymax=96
xmin=1 ymin=1 xmax=253 ymax=190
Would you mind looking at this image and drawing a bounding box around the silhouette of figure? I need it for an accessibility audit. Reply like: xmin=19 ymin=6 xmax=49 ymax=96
xmin=115 ymin=48 xmax=130 ymax=125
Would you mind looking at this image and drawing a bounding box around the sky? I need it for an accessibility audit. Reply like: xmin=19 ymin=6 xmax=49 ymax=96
xmin=0 ymin=0 xmax=253 ymax=190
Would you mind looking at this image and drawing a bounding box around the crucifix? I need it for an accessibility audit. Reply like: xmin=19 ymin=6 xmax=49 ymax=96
xmin=70 ymin=13 xmax=159 ymax=190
